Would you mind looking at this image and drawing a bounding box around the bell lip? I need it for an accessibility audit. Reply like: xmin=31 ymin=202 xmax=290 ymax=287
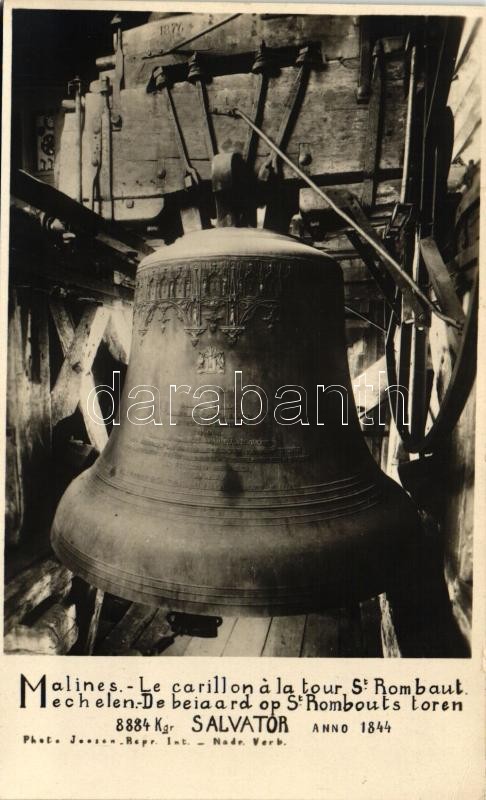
xmin=138 ymin=226 xmax=338 ymax=273
xmin=50 ymin=463 xmax=419 ymax=621
xmin=51 ymin=534 xmax=396 ymax=617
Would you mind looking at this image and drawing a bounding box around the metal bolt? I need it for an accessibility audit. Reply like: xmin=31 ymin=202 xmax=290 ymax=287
xmin=299 ymin=151 xmax=312 ymax=167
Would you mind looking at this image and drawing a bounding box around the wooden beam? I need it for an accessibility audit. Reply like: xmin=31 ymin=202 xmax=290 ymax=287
xmin=98 ymin=603 xmax=157 ymax=655
xmin=425 ymin=19 xmax=464 ymax=138
xmin=78 ymin=377 xmax=110 ymax=452
xmin=356 ymin=16 xmax=373 ymax=103
xmin=353 ymin=355 xmax=387 ymax=417
xmin=5 ymin=289 xmax=52 ymax=548
xmin=359 ymin=597 xmax=383 ymax=657
xmin=50 ymin=304 xmax=109 ymax=423
xmin=103 ymin=303 xmax=132 ymax=364
xmin=50 ymin=302 xmax=110 ymax=450
xmin=5 ymin=557 xmax=72 ymax=632
xmin=419 ymin=237 xmax=466 ymax=325
xmin=12 ymin=168 xmax=153 ymax=258
xmin=85 ymin=588 xmax=105 ymax=655
xmin=135 ymin=607 xmax=172 ymax=654
xmin=6 ymin=292 xmax=25 ymax=546
xmin=361 ymin=43 xmax=385 ymax=209
xmin=4 ymin=602 xmax=78 ymax=655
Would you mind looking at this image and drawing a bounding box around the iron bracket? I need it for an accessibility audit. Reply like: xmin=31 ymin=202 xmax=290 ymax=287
xmin=167 ymin=612 xmax=223 ymax=638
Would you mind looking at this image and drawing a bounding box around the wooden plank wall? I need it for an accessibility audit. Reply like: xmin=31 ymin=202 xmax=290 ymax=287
xmin=5 ymin=202 xmax=135 ymax=652
xmin=5 ymin=290 xmax=132 ymax=555
xmin=7 ymin=15 xmax=479 ymax=657
xmin=380 ymin=18 xmax=481 ymax=654
xmin=440 ymin=17 xmax=481 ymax=641
xmin=425 ymin=18 xmax=480 ymax=648
xmin=448 ymin=18 xmax=481 ymax=173
xmin=57 ymin=15 xmax=408 ymax=224
xmin=6 ymin=288 xmax=52 ymax=552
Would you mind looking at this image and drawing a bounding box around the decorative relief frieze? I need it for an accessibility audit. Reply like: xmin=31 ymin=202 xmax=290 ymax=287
xmin=197 ymin=345 xmax=225 ymax=374
xmin=134 ymin=258 xmax=291 ymax=346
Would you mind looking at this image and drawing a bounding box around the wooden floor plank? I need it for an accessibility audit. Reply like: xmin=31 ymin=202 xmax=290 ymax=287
xmin=222 ymin=617 xmax=272 ymax=657
xmin=261 ymin=615 xmax=307 ymax=657
xmin=300 ymin=612 xmax=340 ymax=657
xmin=160 ymin=634 xmax=193 ymax=656
xmin=94 ymin=601 xmax=375 ymax=657
xmin=183 ymin=617 xmax=238 ymax=656
xmin=97 ymin=603 xmax=157 ymax=654
xmin=134 ymin=607 xmax=172 ymax=654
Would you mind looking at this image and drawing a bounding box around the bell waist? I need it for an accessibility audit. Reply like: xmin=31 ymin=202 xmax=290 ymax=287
xmin=91 ymin=467 xmax=381 ymax=524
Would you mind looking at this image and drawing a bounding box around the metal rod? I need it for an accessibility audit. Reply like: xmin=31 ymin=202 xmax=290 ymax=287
xmin=344 ymin=305 xmax=387 ymax=333
xmin=425 ymin=21 xmax=448 ymax=136
xmin=400 ymin=45 xmax=417 ymax=204
xmin=75 ymin=85 xmax=83 ymax=204
xmin=161 ymin=13 xmax=241 ymax=56
xmin=226 ymin=106 xmax=461 ymax=329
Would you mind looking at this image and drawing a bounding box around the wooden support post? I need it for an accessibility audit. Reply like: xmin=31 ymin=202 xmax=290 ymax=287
xmin=419 ymin=237 xmax=465 ymax=327
xmin=85 ymin=588 xmax=105 ymax=655
xmin=361 ymin=43 xmax=385 ymax=209
xmin=98 ymin=602 xmax=157 ymax=655
xmin=356 ymin=17 xmax=373 ymax=103
xmin=100 ymin=77 xmax=114 ymax=220
xmin=69 ymin=580 xmax=106 ymax=655
xmin=180 ymin=206 xmax=204 ymax=235
xmin=103 ymin=302 xmax=132 ymax=364
xmin=359 ymin=597 xmax=384 ymax=657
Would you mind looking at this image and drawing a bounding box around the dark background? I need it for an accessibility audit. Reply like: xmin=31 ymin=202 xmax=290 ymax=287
xmin=11 ymin=10 xmax=150 ymax=88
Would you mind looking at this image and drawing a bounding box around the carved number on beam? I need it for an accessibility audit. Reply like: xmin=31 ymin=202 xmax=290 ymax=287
xmin=50 ymin=301 xmax=110 ymax=451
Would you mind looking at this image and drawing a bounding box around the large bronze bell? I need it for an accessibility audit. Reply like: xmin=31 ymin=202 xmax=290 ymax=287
xmin=51 ymin=226 xmax=419 ymax=616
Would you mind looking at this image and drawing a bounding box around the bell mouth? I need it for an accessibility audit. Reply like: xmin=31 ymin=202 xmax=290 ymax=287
xmin=50 ymin=224 xmax=420 ymax=618
xmin=51 ymin=465 xmax=417 ymax=617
